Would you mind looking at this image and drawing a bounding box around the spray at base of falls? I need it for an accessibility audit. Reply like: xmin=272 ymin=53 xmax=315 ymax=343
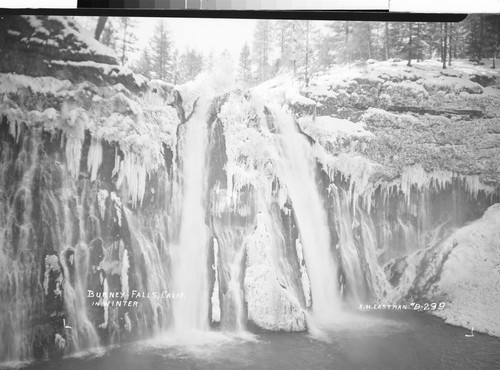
xmin=171 ymin=98 xmax=211 ymax=332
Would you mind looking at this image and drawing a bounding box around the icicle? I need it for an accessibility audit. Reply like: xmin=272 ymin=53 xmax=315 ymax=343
xmin=97 ymin=190 xmax=109 ymax=219
xmin=110 ymin=192 xmax=122 ymax=226
xmin=87 ymin=139 xmax=103 ymax=182
xmin=65 ymin=136 xmax=82 ymax=179
xmin=99 ymin=278 xmax=109 ymax=329
xmin=121 ymin=249 xmax=130 ymax=300
xmin=211 ymin=238 xmax=221 ymax=323
xmin=115 ymin=150 xmax=149 ymax=208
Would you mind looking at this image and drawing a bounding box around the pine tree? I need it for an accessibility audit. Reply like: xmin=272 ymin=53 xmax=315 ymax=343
xmin=169 ymin=48 xmax=180 ymax=84
xmin=179 ymin=49 xmax=204 ymax=83
xmin=483 ymin=15 xmax=500 ymax=68
xmin=151 ymin=20 xmax=172 ymax=81
xmin=272 ymin=20 xmax=295 ymax=72
xmin=117 ymin=17 xmax=138 ymax=66
xmin=252 ymin=20 xmax=272 ymax=82
xmin=384 ymin=22 xmax=391 ymax=60
xmin=133 ymin=48 xmax=153 ymax=79
xmin=238 ymin=43 xmax=253 ymax=86
xmin=466 ymin=15 xmax=484 ymax=63
xmin=100 ymin=17 xmax=118 ymax=52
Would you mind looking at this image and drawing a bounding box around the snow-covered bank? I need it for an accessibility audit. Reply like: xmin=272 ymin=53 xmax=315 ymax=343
xmin=385 ymin=203 xmax=500 ymax=337
xmin=427 ymin=203 xmax=500 ymax=336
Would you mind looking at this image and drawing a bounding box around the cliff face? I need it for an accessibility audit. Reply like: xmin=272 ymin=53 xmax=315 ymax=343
xmin=0 ymin=15 xmax=181 ymax=361
xmin=1 ymin=15 xmax=499 ymax=364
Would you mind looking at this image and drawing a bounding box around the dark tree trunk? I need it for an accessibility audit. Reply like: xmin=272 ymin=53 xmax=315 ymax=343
xmin=305 ymin=21 xmax=310 ymax=87
xmin=448 ymin=23 xmax=453 ymax=66
xmin=407 ymin=22 xmax=413 ymax=67
xmin=416 ymin=22 xmax=421 ymax=62
xmin=367 ymin=23 xmax=372 ymax=59
xmin=345 ymin=21 xmax=351 ymax=66
xmin=385 ymin=22 xmax=390 ymax=60
xmin=94 ymin=17 xmax=108 ymax=41
xmin=493 ymin=20 xmax=499 ymax=69
xmin=443 ymin=23 xmax=448 ymax=69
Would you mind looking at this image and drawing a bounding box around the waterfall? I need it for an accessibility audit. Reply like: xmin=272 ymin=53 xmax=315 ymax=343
xmin=123 ymin=208 xmax=171 ymax=333
xmin=171 ymin=100 xmax=210 ymax=332
xmin=272 ymin=108 xmax=342 ymax=321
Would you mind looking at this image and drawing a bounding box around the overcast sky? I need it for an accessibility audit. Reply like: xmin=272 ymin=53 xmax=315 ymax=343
xmin=139 ymin=17 xmax=256 ymax=57
xmin=78 ymin=17 xmax=256 ymax=63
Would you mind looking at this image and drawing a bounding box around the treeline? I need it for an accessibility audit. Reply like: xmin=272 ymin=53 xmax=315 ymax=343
xmin=247 ymin=15 xmax=500 ymax=87
xmin=90 ymin=15 xmax=500 ymax=87
xmin=93 ymin=17 xmax=206 ymax=84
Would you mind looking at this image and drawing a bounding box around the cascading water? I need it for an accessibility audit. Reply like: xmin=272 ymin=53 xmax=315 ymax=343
xmin=123 ymin=208 xmax=171 ymax=333
xmin=2 ymin=18 xmax=500 ymax=363
xmin=171 ymin=100 xmax=210 ymax=332
xmin=271 ymin=107 xmax=342 ymax=322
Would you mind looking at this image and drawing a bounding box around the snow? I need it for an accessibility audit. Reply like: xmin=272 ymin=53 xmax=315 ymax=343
xmin=388 ymin=203 xmax=500 ymax=337
xmin=392 ymin=164 xmax=496 ymax=206
xmin=428 ymin=203 xmax=500 ymax=337
xmin=244 ymin=211 xmax=307 ymax=331
xmin=298 ymin=115 xmax=373 ymax=151
xmin=251 ymin=74 xmax=314 ymax=108
xmin=217 ymin=92 xmax=278 ymax=208
xmin=17 ymin=16 xmax=116 ymax=61
xmin=1 ymin=70 xmax=181 ymax=207
xmin=0 ymin=73 xmax=72 ymax=94
xmin=49 ymin=60 xmax=133 ymax=78
xmin=47 ymin=16 xmax=116 ymax=59
xmin=304 ymin=58 xmax=499 ymax=109
xmin=43 ymin=254 xmax=61 ymax=295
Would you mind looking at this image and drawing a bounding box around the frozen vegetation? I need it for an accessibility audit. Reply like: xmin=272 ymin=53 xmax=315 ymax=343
xmin=1 ymin=15 xmax=500 ymax=364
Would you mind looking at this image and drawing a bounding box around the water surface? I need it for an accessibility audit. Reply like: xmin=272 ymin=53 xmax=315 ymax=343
xmin=6 ymin=312 xmax=500 ymax=370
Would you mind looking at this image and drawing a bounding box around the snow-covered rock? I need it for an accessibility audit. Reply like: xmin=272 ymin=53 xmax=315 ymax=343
xmin=244 ymin=212 xmax=307 ymax=331
xmin=386 ymin=203 xmax=500 ymax=336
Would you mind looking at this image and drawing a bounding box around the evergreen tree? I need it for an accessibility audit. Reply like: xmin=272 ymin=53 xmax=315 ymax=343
xmin=117 ymin=17 xmax=138 ymax=66
xmin=272 ymin=20 xmax=295 ymax=72
xmin=252 ymin=20 xmax=272 ymax=82
xmin=169 ymin=48 xmax=180 ymax=84
xmin=179 ymin=49 xmax=204 ymax=83
xmin=151 ymin=20 xmax=173 ymax=81
xmin=100 ymin=17 xmax=118 ymax=52
xmin=133 ymin=48 xmax=153 ymax=79
xmin=238 ymin=43 xmax=253 ymax=86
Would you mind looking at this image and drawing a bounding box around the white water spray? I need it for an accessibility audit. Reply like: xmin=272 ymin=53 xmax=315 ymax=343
xmin=272 ymin=107 xmax=342 ymax=322
xmin=171 ymin=100 xmax=210 ymax=332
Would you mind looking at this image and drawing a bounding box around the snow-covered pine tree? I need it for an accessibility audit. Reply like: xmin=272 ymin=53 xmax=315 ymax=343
xmin=151 ymin=20 xmax=173 ymax=81
xmin=117 ymin=17 xmax=138 ymax=66
xmin=168 ymin=48 xmax=180 ymax=84
xmin=272 ymin=20 xmax=294 ymax=73
xmin=100 ymin=17 xmax=118 ymax=53
xmin=238 ymin=43 xmax=253 ymax=86
xmin=252 ymin=20 xmax=272 ymax=82
xmin=133 ymin=48 xmax=153 ymax=79
xmin=179 ymin=49 xmax=204 ymax=84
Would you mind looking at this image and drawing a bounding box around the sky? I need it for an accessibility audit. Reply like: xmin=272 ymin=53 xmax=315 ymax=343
xmin=79 ymin=17 xmax=256 ymax=63
xmin=138 ymin=17 xmax=256 ymax=57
